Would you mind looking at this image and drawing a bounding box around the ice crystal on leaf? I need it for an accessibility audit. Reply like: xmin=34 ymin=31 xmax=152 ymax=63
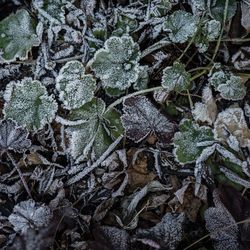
xmin=3 ymin=78 xmax=58 ymax=131
xmin=173 ymin=119 xmax=214 ymax=164
xmin=0 ymin=9 xmax=40 ymax=62
xmin=121 ymin=96 xmax=175 ymax=144
xmin=209 ymin=70 xmax=246 ymax=101
xmin=162 ymin=62 xmax=191 ymax=92
xmin=0 ymin=119 xmax=31 ymax=152
xmin=91 ymin=35 xmax=141 ymax=90
xmin=9 ymin=199 xmax=53 ymax=234
xmin=163 ymin=10 xmax=198 ymax=43
xmin=66 ymin=98 xmax=123 ymax=162
xmin=56 ymin=60 xmax=96 ymax=110
xmin=214 ymin=107 xmax=250 ymax=148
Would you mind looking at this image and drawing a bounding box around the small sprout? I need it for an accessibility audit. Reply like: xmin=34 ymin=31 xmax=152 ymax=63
xmin=0 ymin=9 xmax=40 ymax=62
xmin=163 ymin=10 xmax=198 ymax=43
xmin=56 ymin=60 xmax=96 ymax=110
xmin=209 ymin=70 xmax=246 ymax=100
xmin=162 ymin=62 xmax=191 ymax=92
xmin=91 ymin=35 xmax=141 ymax=90
xmin=173 ymin=119 xmax=214 ymax=164
xmin=3 ymin=78 xmax=58 ymax=131
xmin=121 ymin=96 xmax=175 ymax=144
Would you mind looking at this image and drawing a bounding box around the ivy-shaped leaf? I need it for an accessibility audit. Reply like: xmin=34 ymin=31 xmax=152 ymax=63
xmin=121 ymin=96 xmax=175 ymax=144
xmin=3 ymin=78 xmax=58 ymax=131
xmin=162 ymin=62 xmax=191 ymax=92
xmin=67 ymin=98 xmax=123 ymax=162
xmin=163 ymin=10 xmax=198 ymax=43
xmin=0 ymin=9 xmax=40 ymax=62
xmin=0 ymin=119 xmax=31 ymax=152
xmin=56 ymin=60 xmax=96 ymax=110
xmin=91 ymin=35 xmax=141 ymax=90
xmin=173 ymin=119 xmax=214 ymax=164
xmin=209 ymin=70 xmax=246 ymax=101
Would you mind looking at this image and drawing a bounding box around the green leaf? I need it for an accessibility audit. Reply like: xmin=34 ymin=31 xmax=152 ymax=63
xmin=162 ymin=62 xmax=191 ymax=92
xmin=0 ymin=9 xmax=40 ymax=62
xmin=163 ymin=10 xmax=198 ymax=43
xmin=173 ymin=119 xmax=214 ymax=164
xmin=133 ymin=66 xmax=149 ymax=91
xmin=67 ymin=98 xmax=123 ymax=161
xmin=56 ymin=60 xmax=96 ymax=110
xmin=3 ymin=78 xmax=58 ymax=131
xmin=91 ymin=35 xmax=141 ymax=90
xmin=209 ymin=70 xmax=246 ymax=101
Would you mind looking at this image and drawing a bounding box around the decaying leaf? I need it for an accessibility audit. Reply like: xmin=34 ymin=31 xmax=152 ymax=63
xmin=241 ymin=0 xmax=250 ymax=32
xmin=0 ymin=9 xmax=40 ymax=62
xmin=173 ymin=119 xmax=214 ymax=164
xmin=135 ymin=213 xmax=185 ymax=250
xmin=192 ymin=86 xmax=217 ymax=125
xmin=121 ymin=96 xmax=175 ymax=143
xmin=9 ymin=199 xmax=53 ymax=234
xmin=3 ymin=78 xmax=58 ymax=131
xmin=204 ymin=190 xmax=239 ymax=250
xmin=0 ymin=119 xmax=31 ymax=152
xmin=214 ymin=107 xmax=250 ymax=148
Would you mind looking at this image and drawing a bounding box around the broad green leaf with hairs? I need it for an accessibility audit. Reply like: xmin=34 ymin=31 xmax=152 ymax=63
xmin=173 ymin=119 xmax=214 ymax=164
xmin=3 ymin=78 xmax=58 ymax=131
xmin=163 ymin=10 xmax=198 ymax=43
xmin=162 ymin=62 xmax=191 ymax=92
xmin=0 ymin=9 xmax=40 ymax=62
xmin=56 ymin=60 xmax=96 ymax=110
xmin=67 ymin=98 xmax=123 ymax=162
xmin=91 ymin=35 xmax=141 ymax=90
xmin=209 ymin=70 xmax=246 ymax=101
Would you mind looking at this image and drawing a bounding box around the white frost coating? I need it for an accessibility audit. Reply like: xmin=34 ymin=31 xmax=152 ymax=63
xmin=214 ymin=107 xmax=250 ymax=148
xmin=189 ymin=0 xmax=206 ymax=15
xmin=56 ymin=60 xmax=96 ymax=110
xmin=3 ymin=78 xmax=58 ymax=131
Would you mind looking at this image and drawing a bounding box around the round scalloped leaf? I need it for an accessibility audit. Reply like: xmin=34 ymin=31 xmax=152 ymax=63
xmin=163 ymin=10 xmax=198 ymax=43
xmin=91 ymin=35 xmax=141 ymax=90
xmin=162 ymin=62 xmax=191 ymax=92
xmin=0 ymin=9 xmax=40 ymax=62
xmin=56 ymin=60 xmax=96 ymax=110
xmin=3 ymin=78 xmax=58 ymax=131
xmin=173 ymin=119 xmax=214 ymax=164
xmin=209 ymin=71 xmax=246 ymax=101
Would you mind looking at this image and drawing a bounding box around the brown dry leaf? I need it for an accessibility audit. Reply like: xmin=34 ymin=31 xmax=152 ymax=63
xmin=168 ymin=177 xmax=207 ymax=222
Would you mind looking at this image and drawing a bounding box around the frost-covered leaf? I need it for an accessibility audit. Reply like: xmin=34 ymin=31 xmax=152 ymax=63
xmin=9 ymin=199 xmax=53 ymax=234
xmin=214 ymin=107 xmax=250 ymax=148
xmin=135 ymin=213 xmax=185 ymax=250
xmin=56 ymin=60 xmax=96 ymax=110
xmin=192 ymin=86 xmax=217 ymax=125
xmin=209 ymin=0 xmax=237 ymax=22
xmin=91 ymin=35 xmax=141 ymax=90
xmin=173 ymin=119 xmax=214 ymax=164
xmin=0 ymin=9 xmax=40 ymax=62
xmin=189 ymin=0 xmax=206 ymax=15
xmin=121 ymin=96 xmax=175 ymax=143
xmin=162 ymin=62 xmax=191 ymax=92
xmin=209 ymin=70 xmax=246 ymax=100
xmin=66 ymin=98 xmax=123 ymax=161
xmin=0 ymin=119 xmax=31 ymax=152
xmin=241 ymin=1 xmax=250 ymax=32
xmin=204 ymin=190 xmax=239 ymax=250
xmin=133 ymin=66 xmax=149 ymax=91
xmin=163 ymin=10 xmax=198 ymax=43
xmin=3 ymin=78 xmax=58 ymax=131
xmin=149 ymin=0 xmax=172 ymax=17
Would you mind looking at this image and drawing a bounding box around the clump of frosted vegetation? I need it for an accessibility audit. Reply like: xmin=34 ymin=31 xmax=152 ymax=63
xmin=162 ymin=62 xmax=191 ymax=92
xmin=3 ymin=78 xmax=58 ymax=131
xmin=56 ymin=60 xmax=96 ymax=110
xmin=209 ymin=70 xmax=246 ymax=101
xmin=173 ymin=119 xmax=214 ymax=164
xmin=91 ymin=35 xmax=141 ymax=90
xmin=163 ymin=10 xmax=198 ymax=43
xmin=0 ymin=9 xmax=40 ymax=62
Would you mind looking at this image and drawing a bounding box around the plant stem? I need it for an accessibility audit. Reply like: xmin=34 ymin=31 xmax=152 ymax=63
xmin=7 ymin=151 xmax=32 ymax=198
